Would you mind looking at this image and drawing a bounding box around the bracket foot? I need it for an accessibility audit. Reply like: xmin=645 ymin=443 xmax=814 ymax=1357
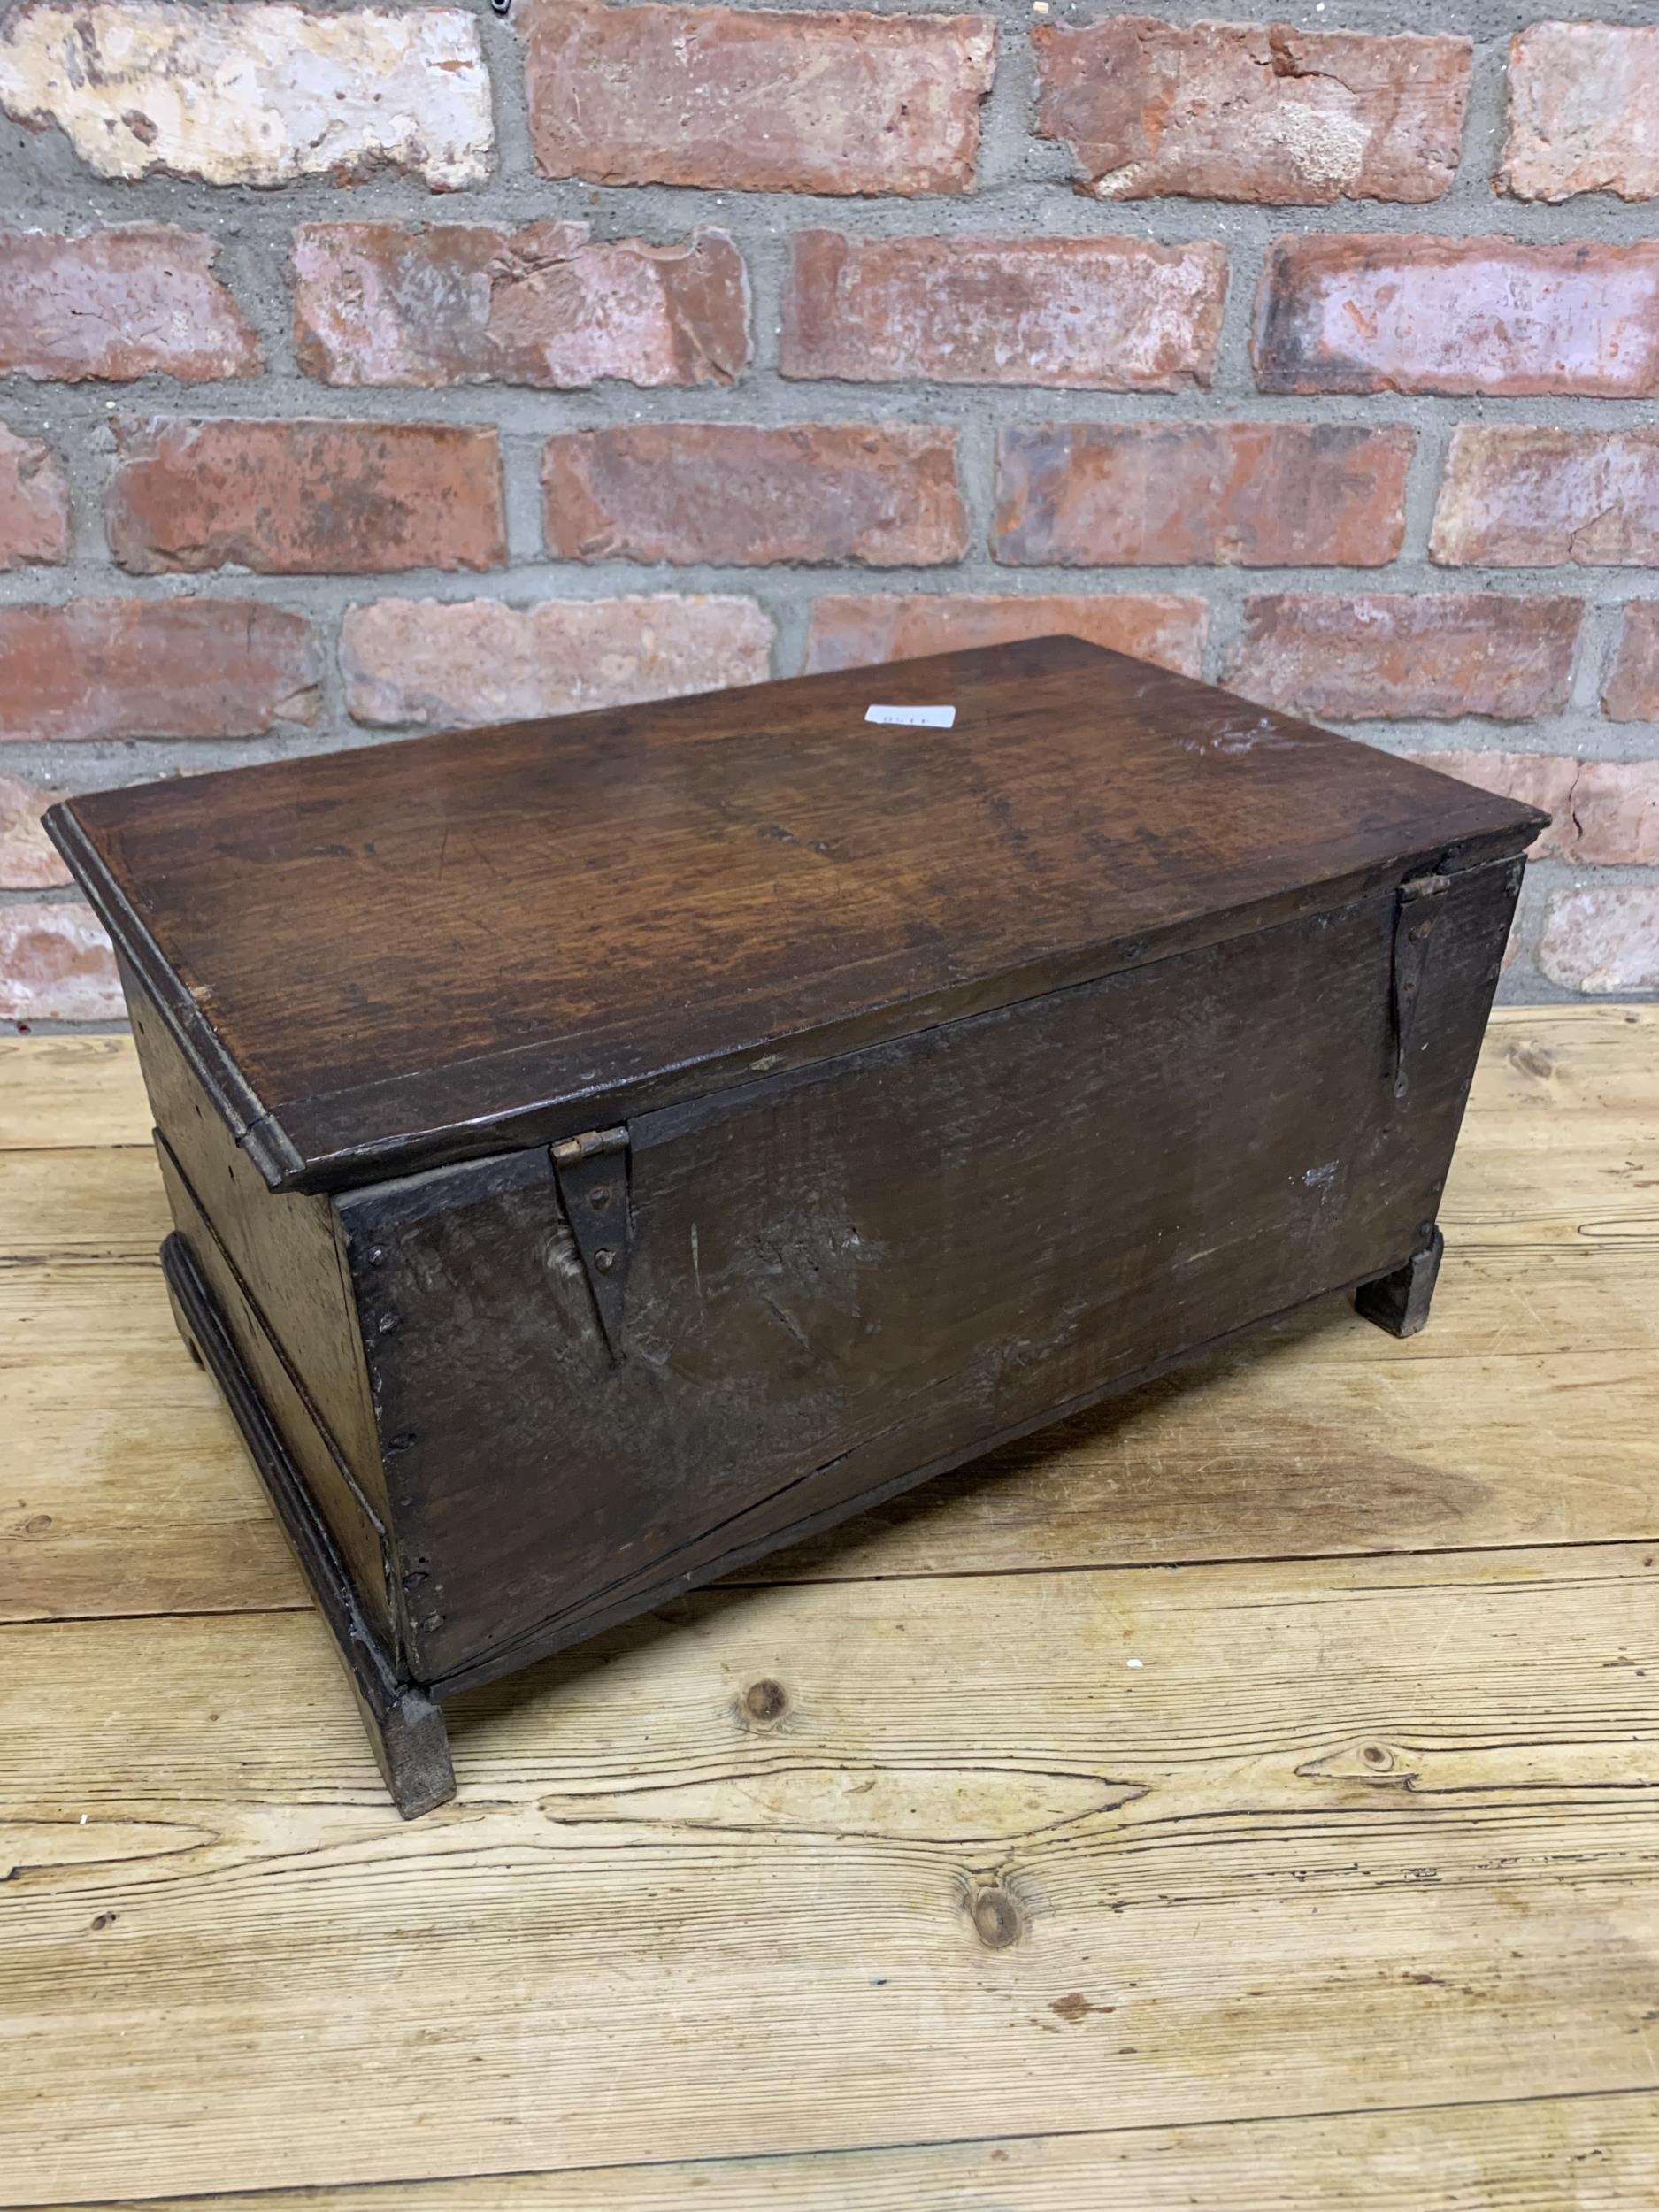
xmin=1356 ymin=1226 xmax=1445 ymax=1340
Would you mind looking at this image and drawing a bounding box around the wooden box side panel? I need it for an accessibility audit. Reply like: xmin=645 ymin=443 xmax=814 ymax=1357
xmin=120 ymin=960 xmax=398 ymax=1647
xmin=154 ymin=1142 xmax=399 ymax=1654
xmin=355 ymin=856 xmax=1518 ymax=1697
xmin=124 ymin=963 xmax=386 ymax=1502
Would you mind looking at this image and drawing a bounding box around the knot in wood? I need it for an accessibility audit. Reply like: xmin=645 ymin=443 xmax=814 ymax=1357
xmin=742 ymin=1678 xmax=789 ymax=1724
xmin=971 ymin=1885 xmax=1022 ymax=1949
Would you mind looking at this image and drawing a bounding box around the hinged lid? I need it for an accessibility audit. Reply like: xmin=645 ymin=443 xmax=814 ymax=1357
xmin=48 ymin=634 xmax=1544 ymax=1194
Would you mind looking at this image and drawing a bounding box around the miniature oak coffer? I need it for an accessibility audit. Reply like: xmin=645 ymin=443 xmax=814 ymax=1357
xmin=48 ymin=635 xmax=1545 ymax=1816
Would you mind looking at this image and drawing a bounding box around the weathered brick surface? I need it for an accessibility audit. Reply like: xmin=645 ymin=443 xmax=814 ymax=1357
xmin=1229 ymin=595 xmax=1584 ymax=722
xmin=807 ymin=594 xmax=1206 ymax=675
xmin=1256 ymin=235 xmax=1659 ymax=397
xmin=342 ymin=595 xmax=773 ymax=728
xmin=0 ymin=600 xmax=320 ymax=742
xmin=1539 ymin=887 xmax=1659 ymax=994
xmin=520 ymin=2 xmax=995 ymax=196
xmin=108 ymin=419 xmax=507 ymax=577
xmin=1432 ymin=429 xmax=1659 ymax=569
xmin=1397 ymin=751 xmax=1658 ymax=866
xmin=0 ymin=227 xmax=259 ymax=381
xmin=294 ymin=224 xmax=749 ymax=390
xmin=781 ymin=233 xmax=1225 ymax=389
xmin=1035 ymin=20 xmax=1470 ymax=204
xmin=994 ymin=424 xmax=1410 ymax=568
xmin=0 ymin=3 xmax=491 ymax=188
xmin=0 ymin=773 xmax=70 ymax=888
xmin=1502 ymin=22 xmax=1659 ymax=204
xmin=1 ymin=2 xmax=1655 ymax=1019
xmin=804 ymin=592 xmax=1208 ymax=677
xmin=0 ymin=425 xmax=68 ymax=569
xmin=1558 ymin=761 xmax=1659 ymax=864
xmin=0 ymin=902 xmax=120 ymax=1022
xmin=1605 ymin=603 xmax=1659 ymax=723
xmin=542 ymin=426 xmax=966 ymax=567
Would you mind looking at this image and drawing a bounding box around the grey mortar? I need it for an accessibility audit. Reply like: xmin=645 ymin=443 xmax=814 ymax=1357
xmin=2 ymin=0 xmax=1656 ymax=1023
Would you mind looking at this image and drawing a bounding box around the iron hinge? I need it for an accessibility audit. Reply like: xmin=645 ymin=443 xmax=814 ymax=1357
xmin=1389 ymin=873 xmax=1452 ymax=1102
xmin=549 ymin=1126 xmax=631 ymax=1358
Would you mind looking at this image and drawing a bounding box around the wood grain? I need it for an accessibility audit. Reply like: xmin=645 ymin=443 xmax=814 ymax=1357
xmin=350 ymin=870 xmax=1513 ymax=1694
xmin=1467 ymin=1005 xmax=1659 ymax=1117
xmin=0 ymin=1035 xmax=149 ymax=1152
xmin=1 ymin=1350 xmax=307 ymax=1621
xmin=1443 ymin=1118 xmax=1659 ymax=1248
xmin=3 ymin=1013 xmax=1655 ymax=2207
xmin=4 ymin=1545 xmax=1658 ymax=2200
xmin=20 ymin=2093 xmax=1659 ymax=2211
xmin=0 ymin=1147 xmax=171 ymax=1256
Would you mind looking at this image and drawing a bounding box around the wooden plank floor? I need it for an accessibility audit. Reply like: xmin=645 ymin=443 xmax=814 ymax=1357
xmin=2 ymin=1010 xmax=1656 ymax=2210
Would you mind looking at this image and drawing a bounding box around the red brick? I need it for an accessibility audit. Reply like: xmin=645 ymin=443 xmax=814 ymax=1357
xmin=0 ymin=226 xmax=258 ymax=381
xmin=542 ymin=426 xmax=966 ymax=567
xmin=520 ymin=1 xmax=995 ymax=196
xmin=0 ymin=600 xmax=321 ymax=742
xmin=1568 ymin=763 xmax=1659 ymax=866
xmin=1035 ymin=19 xmax=1470 ymax=204
xmin=0 ymin=772 xmax=70 ymax=888
xmin=342 ymin=595 xmax=773 ymax=728
xmin=294 ymin=223 xmax=749 ymax=389
xmin=803 ymin=593 xmax=1207 ymax=677
xmin=0 ymin=902 xmax=119 ymax=1022
xmin=107 ymin=419 xmax=506 ymax=577
xmin=1228 ymin=595 xmax=1584 ymax=722
xmin=1605 ymin=603 xmax=1659 ymax=722
xmin=1539 ymin=887 xmax=1659 ymax=995
xmin=993 ymin=423 xmax=1409 ymax=568
xmin=1432 ymin=429 xmax=1659 ymax=569
xmin=0 ymin=424 xmax=67 ymax=567
xmin=1502 ymin=23 xmax=1659 ymax=204
xmin=781 ymin=233 xmax=1225 ymax=390
xmin=1255 ymin=234 xmax=1659 ymax=396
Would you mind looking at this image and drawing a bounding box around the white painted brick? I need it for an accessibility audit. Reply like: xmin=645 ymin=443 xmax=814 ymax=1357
xmin=0 ymin=2 xmax=493 ymax=188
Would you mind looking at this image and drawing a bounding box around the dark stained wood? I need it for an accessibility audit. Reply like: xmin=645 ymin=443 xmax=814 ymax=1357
xmin=352 ymin=856 xmax=1517 ymax=1696
xmin=123 ymin=944 xmax=400 ymax=1651
xmin=42 ymin=639 xmax=1540 ymax=1808
xmin=161 ymin=1232 xmax=455 ymax=1820
xmin=121 ymin=954 xmax=388 ymax=1516
xmin=1356 ymin=1226 xmax=1446 ymax=1338
xmin=154 ymin=1132 xmax=399 ymax=1653
xmin=45 ymin=636 xmax=1543 ymax=1193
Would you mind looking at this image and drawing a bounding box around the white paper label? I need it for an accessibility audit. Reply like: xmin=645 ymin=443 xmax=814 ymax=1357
xmin=864 ymin=703 xmax=956 ymax=728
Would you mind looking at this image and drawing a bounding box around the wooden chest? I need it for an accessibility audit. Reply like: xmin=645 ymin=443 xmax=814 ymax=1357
xmin=48 ymin=635 xmax=1544 ymax=1816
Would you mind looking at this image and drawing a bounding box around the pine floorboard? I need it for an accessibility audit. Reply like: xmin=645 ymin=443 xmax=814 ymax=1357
xmin=1 ymin=1011 xmax=1655 ymax=2208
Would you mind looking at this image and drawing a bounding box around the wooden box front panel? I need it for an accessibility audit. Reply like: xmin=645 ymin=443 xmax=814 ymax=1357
xmin=350 ymin=856 xmax=1518 ymax=1698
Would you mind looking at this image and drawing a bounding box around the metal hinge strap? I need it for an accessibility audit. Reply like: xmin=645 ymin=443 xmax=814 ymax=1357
xmin=550 ymin=1126 xmax=628 ymax=1170
xmin=1389 ymin=874 xmax=1452 ymax=1102
xmin=549 ymin=1126 xmax=631 ymax=1359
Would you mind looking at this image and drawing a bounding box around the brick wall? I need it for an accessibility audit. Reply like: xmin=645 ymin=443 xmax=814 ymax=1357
xmin=2 ymin=0 xmax=1657 ymax=1024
